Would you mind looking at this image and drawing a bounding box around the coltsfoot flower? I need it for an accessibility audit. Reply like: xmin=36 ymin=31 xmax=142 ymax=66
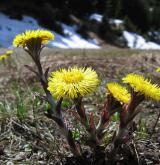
xmin=123 ymin=73 xmax=160 ymax=101
xmin=48 ymin=67 xmax=99 ymax=99
xmin=107 ymin=82 xmax=131 ymax=104
xmin=6 ymin=50 xmax=13 ymax=55
xmin=0 ymin=55 xmax=7 ymax=60
xmin=156 ymin=68 xmax=160 ymax=73
xmin=13 ymin=30 xmax=54 ymax=48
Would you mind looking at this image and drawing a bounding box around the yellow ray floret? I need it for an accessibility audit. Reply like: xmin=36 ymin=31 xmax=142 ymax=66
xmin=123 ymin=73 xmax=160 ymax=101
xmin=0 ymin=55 xmax=7 ymax=60
xmin=107 ymin=82 xmax=131 ymax=104
xmin=13 ymin=29 xmax=54 ymax=47
xmin=156 ymin=68 xmax=160 ymax=73
xmin=48 ymin=67 xmax=99 ymax=99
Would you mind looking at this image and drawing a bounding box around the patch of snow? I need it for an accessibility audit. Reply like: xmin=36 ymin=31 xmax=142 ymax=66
xmin=89 ymin=14 xmax=160 ymax=49
xmin=0 ymin=13 xmax=100 ymax=49
xmin=89 ymin=13 xmax=103 ymax=22
xmin=49 ymin=24 xmax=99 ymax=49
xmin=1 ymin=13 xmax=159 ymax=50
xmin=109 ymin=19 xmax=123 ymax=26
xmin=123 ymin=31 xmax=160 ymax=49
xmin=89 ymin=13 xmax=123 ymax=26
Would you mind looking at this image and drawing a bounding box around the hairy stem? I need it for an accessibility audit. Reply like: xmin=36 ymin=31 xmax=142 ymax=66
xmin=74 ymin=98 xmax=100 ymax=146
xmin=26 ymin=49 xmax=81 ymax=156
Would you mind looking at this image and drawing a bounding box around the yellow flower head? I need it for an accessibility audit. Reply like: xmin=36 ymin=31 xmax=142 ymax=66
xmin=48 ymin=67 xmax=99 ymax=99
xmin=13 ymin=29 xmax=54 ymax=47
xmin=107 ymin=82 xmax=131 ymax=104
xmin=0 ymin=55 xmax=8 ymax=60
xmin=156 ymin=68 xmax=160 ymax=73
xmin=123 ymin=73 xmax=160 ymax=101
xmin=6 ymin=50 xmax=13 ymax=55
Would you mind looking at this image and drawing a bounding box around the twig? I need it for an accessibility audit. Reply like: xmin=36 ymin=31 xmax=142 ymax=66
xmin=131 ymin=140 xmax=141 ymax=165
xmin=149 ymin=111 xmax=160 ymax=138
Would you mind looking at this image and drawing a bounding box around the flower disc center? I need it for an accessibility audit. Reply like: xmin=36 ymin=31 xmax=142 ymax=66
xmin=63 ymin=72 xmax=84 ymax=83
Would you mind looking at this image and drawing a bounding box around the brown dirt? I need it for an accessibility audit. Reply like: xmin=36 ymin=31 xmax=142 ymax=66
xmin=0 ymin=48 xmax=160 ymax=165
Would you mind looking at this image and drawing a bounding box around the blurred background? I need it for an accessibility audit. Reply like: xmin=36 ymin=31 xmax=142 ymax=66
xmin=0 ymin=0 xmax=160 ymax=49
